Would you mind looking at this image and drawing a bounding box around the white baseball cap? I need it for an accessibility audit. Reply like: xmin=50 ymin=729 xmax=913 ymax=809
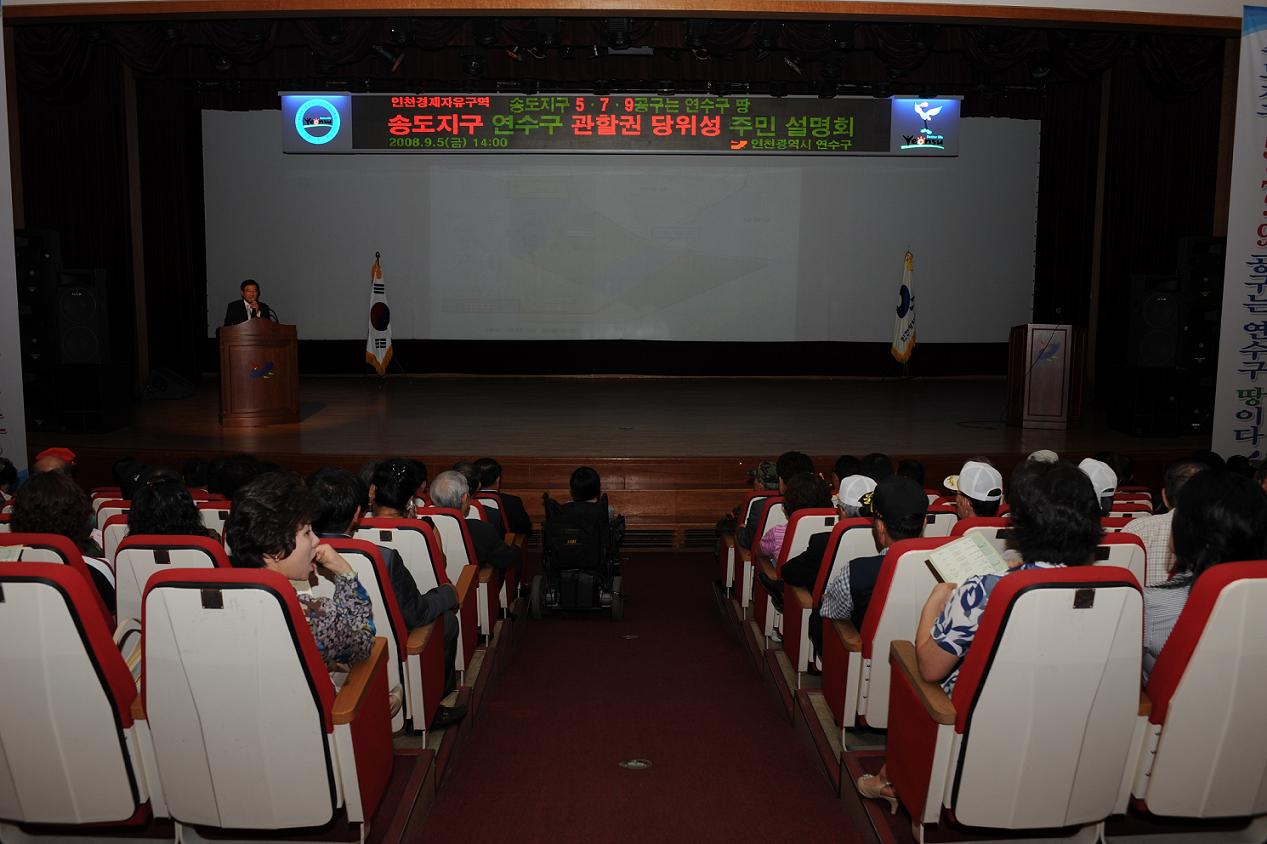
xmin=1027 ymin=449 xmax=1059 ymax=464
xmin=1078 ymin=458 xmax=1118 ymax=498
xmin=944 ymin=461 xmax=1004 ymax=502
xmin=837 ymin=474 xmax=878 ymax=508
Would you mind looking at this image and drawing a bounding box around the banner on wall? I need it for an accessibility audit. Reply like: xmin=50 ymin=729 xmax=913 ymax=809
xmin=0 ymin=28 xmax=29 ymax=476
xmin=1213 ymin=6 xmax=1267 ymax=458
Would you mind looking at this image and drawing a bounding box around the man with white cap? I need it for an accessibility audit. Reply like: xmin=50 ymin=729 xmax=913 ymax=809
xmin=833 ymin=474 xmax=878 ymax=518
xmin=1078 ymin=457 xmax=1118 ymax=516
xmin=944 ymin=458 xmax=1003 ymax=520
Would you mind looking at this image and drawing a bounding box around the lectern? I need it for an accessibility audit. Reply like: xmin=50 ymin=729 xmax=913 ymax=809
xmin=218 ymin=321 xmax=299 ymax=427
xmin=1006 ymin=324 xmax=1083 ymax=430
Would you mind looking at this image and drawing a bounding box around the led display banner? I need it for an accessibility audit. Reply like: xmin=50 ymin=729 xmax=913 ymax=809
xmin=281 ymin=93 xmax=960 ymax=156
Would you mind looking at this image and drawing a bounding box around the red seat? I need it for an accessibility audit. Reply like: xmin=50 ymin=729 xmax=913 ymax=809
xmin=95 ymin=499 xmax=130 ymax=533
xmin=114 ymin=534 xmax=230 ymax=626
xmin=472 ymin=490 xmax=512 ymax=534
xmin=0 ymin=533 xmax=113 ymax=622
xmin=1101 ymin=516 xmax=1135 ymax=533
xmin=949 ymin=516 xmax=1013 ymax=556
xmin=419 ymin=506 xmax=505 ymax=636
xmin=734 ymin=495 xmax=784 ymax=611
xmin=101 ymin=513 xmax=130 ymax=565
xmin=1095 ymin=533 xmax=1146 ymax=585
xmin=923 ymin=503 xmax=959 ymax=538
xmin=719 ymin=491 xmax=773 ymax=595
xmin=772 ymin=508 xmax=838 ymax=667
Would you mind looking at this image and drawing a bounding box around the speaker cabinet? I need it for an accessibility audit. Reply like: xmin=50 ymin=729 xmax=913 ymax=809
xmin=56 ymin=269 xmax=109 ymax=365
xmin=1127 ymin=276 xmax=1180 ymax=369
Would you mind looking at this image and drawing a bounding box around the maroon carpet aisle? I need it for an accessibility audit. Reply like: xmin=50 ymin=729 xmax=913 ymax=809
xmin=425 ymin=552 xmax=871 ymax=843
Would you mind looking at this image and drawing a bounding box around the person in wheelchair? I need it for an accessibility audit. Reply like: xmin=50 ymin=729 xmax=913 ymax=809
xmin=532 ymin=467 xmax=626 ymax=618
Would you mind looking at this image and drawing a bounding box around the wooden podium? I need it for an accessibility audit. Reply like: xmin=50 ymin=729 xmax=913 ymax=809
xmin=1006 ymin=323 xmax=1084 ymax=430
xmin=218 ymin=321 xmax=299 ymax=427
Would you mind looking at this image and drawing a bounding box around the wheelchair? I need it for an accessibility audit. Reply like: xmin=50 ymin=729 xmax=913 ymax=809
xmin=530 ymin=493 xmax=625 ymax=620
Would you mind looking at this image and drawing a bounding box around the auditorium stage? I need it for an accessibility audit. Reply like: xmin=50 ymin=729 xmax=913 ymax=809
xmin=31 ymin=374 xmax=1202 ymax=484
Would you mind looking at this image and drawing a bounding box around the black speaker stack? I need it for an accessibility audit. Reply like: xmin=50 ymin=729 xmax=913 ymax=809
xmin=1107 ymin=236 xmax=1223 ymax=438
xmin=15 ymin=229 xmax=130 ymax=433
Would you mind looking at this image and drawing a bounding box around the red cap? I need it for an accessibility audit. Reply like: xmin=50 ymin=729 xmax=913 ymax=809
xmin=34 ymin=447 xmax=76 ymax=465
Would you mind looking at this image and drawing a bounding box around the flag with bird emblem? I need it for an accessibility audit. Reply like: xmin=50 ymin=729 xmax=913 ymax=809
xmin=891 ymin=251 xmax=916 ymax=363
xmin=366 ymin=252 xmax=392 ymax=376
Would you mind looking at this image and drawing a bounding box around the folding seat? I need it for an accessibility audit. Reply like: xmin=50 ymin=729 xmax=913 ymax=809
xmin=1096 ymin=533 xmax=1146 ymax=585
xmin=1 ymin=533 xmax=113 ymax=622
xmin=102 ymin=513 xmax=130 ymax=564
xmin=355 ymin=517 xmax=478 ymax=676
xmin=96 ymin=499 xmax=131 ymax=532
xmin=419 ymin=505 xmax=504 ymax=636
xmin=827 ymin=537 xmax=953 ymax=732
xmin=922 ymin=504 xmax=958 ymax=538
xmin=319 ymin=538 xmax=447 ymax=738
xmin=0 ymin=512 xmax=10 ymax=532
xmin=114 ymin=535 xmax=230 ymax=627
xmin=467 ymin=500 xmax=489 ymax=522
xmin=196 ymin=501 xmax=231 ymax=536
xmin=924 ymin=489 xmax=940 ymax=505
xmin=91 ymin=487 xmax=123 ymax=513
xmin=949 ymin=516 xmax=1012 ymax=556
xmin=473 ymin=490 xmax=512 ymax=534
xmin=884 ymin=566 xmax=1142 ymax=843
xmin=719 ymin=491 xmax=773 ymax=597
xmin=186 ymin=488 xmax=216 ymax=502
xmin=1101 ymin=516 xmax=1135 ymax=533
xmin=812 ymin=519 xmax=880 ymax=715
xmin=1106 ymin=562 xmax=1267 ymax=843
xmin=734 ymin=495 xmax=785 ymax=612
xmin=766 ymin=507 xmax=837 ymax=658
xmin=142 ymin=568 xmax=403 ymax=842
xmin=1110 ymin=501 xmax=1152 ymax=519
xmin=1116 ymin=485 xmax=1153 ymax=505
xmin=0 ymin=563 xmax=168 ymax=843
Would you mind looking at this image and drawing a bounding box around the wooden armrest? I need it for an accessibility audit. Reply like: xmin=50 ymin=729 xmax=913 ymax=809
xmin=721 ymin=533 xmax=736 ymax=549
xmin=478 ymin=566 xmax=494 ymax=584
xmin=333 ymin=637 xmax=388 ymax=725
xmin=759 ymin=559 xmax=777 ymax=579
xmin=890 ymin=640 xmax=956 ymax=726
xmin=739 ymin=547 xmax=752 ymax=563
xmin=831 ymin=619 xmax=862 ymax=652
xmin=1138 ymin=690 xmax=1151 ymax=718
xmin=455 ymin=564 xmax=476 ymax=601
xmin=506 ymin=533 xmax=525 ymax=548
xmin=130 ymin=696 xmax=145 ymax=722
xmin=790 ymin=585 xmax=814 ymax=611
xmin=406 ymin=622 xmax=435 ymax=656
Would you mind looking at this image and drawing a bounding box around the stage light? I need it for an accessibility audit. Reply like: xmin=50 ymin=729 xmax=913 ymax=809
xmin=506 ymin=45 xmax=524 ymax=62
xmin=213 ymin=54 xmax=233 ymax=72
xmin=371 ymin=45 xmax=405 ymax=74
xmin=560 ymin=46 xmax=575 ymax=59
xmin=527 ymin=46 xmax=547 ymax=60
xmin=753 ymin=48 xmax=769 ymax=61
xmin=692 ymin=47 xmax=711 ymax=61
xmin=463 ymin=54 xmax=483 ymax=77
xmin=605 ymin=18 xmax=631 ymax=49
xmin=783 ymin=54 xmax=802 ymax=75
xmin=472 ymin=18 xmax=499 ymax=47
xmin=1029 ymin=50 xmax=1053 ymax=80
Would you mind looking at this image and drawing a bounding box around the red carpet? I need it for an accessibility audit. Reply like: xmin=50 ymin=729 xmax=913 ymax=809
xmin=424 ymin=552 xmax=872 ymax=843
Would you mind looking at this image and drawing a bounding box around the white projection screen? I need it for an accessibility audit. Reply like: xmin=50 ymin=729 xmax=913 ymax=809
xmin=203 ymin=109 xmax=1039 ymax=342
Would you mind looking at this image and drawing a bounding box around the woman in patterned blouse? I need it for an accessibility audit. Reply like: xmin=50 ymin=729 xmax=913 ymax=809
xmin=226 ymin=472 xmax=375 ymax=670
xmin=857 ymin=459 xmax=1103 ymax=813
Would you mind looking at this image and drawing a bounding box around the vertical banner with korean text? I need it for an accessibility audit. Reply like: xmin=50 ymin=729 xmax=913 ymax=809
xmin=1214 ymin=6 xmax=1267 ymax=458
xmin=0 ymin=26 xmax=29 ymax=476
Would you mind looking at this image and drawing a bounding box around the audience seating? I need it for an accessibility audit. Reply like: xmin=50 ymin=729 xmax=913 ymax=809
xmin=0 ymin=563 xmax=167 ymax=842
xmin=196 ymin=501 xmax=230 ymax=535
xmin=114 ymin=534 xmax=230 ymax=627
xmin=949 ymin=516 xmax=1012 ymax=556
xmin=91 ymin=487 xmax=123 ymax=512
xmin=810 ymin=519 xmax=879 ymax=716
xmin=1110 ymin=501 xmax=1152 ymax=519
xmin=719 ymin=491 xmax=772 ymax=596
xmin=418 ymin=506 xmax=502 ymax=637
xmin=355 ymin=517 xmax=477 ymax=676
xmin=96 ymin=499 xmax=130 ymax=532
xmin=141 ymin=568 xmax=397 ymax=841
xmin=320 ymin=538 xmax=447 ymax=738
xmin=1116 ymin=485 xmax=1153 ymax=504
xmin=1101 ymin=516 xmax=1135 ymax=533
xmin=0 ymin=512 xmax=9 ymax=532
xmin=473 ymin=491 xmax=511 ymax=534
xmin=923 ymin=489 xmax=940 ymax=505
xmin=826 ymin=537 xmax=953 ymax=732
xmin=886 ymin=566 xmax=1142 ymax=843
xmin=1095 ymin=533 xmax=1147 ymax=585
xmin=767 ymin=508 xmax=837 ymax=650
xmin=0 ymin=533 xmax=113 ymax=621
xmin=734 ymin=496 xmax=785 ymax=611
xmin=923 ymin=503 xmax=958 ymax=538
xmin=1107 ymin=562 xmax=1267 ymax=842
xmin=102 ymin=513 xmax=130 ymax=564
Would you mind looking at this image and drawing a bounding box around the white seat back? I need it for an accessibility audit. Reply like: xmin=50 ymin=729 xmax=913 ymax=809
xmin=197 ymin=503 xmax=230 ymax=534
xmin=96 ymin=503 xmax=129 ymax=533
xmin=778 ymin=511 xmax=838 ymax=563
xmin=0 ymin=566 xmax=141 ymax=824
xmin=1095 ymin=538 xmax=1146 ymax=585
xmin=114 ymin=537 xmax=225 ymax=624
xmin=353 ymin=523 xmax=443 ymax=592
xmin=959 ymin=524 xmax=1011 ymax=557
xmin=102 ymin=519 xmax=130 ymax=565
xmin=143 ymin=574 xmax=340 ymax=830
xmin=819 ymin=524 xmax=880 ymax=594
xmin=923 ymin=510 xmax=959 ymax=538
xmin=952 ymin=577 xmax=1141 ymax=829
xmin=420 ymin=510 xmax=474 ymax=581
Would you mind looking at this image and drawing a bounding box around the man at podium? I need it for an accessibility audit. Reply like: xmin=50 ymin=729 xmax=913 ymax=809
xmin=223 ymin=279 xmax=274 ymax=325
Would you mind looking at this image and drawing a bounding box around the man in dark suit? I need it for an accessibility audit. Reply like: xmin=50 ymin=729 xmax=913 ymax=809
xmin=430 ymin=470 xmax=523 ymax=581
xmin=307 ymin=466 xmax=467 ymax=728
xmin=223 ymin=278 xmax=274 ymax=325
xmin=473 ymin=457 xmax=532 ymax=536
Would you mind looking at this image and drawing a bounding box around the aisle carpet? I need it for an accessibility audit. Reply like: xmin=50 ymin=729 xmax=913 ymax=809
xmin=424 ymin=552 xmax=871 ymax=843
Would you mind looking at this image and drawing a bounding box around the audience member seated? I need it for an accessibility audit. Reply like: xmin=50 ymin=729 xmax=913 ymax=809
xmin=1124 ymin=458 xmax=1208 ymax=586
xmin=32 ymin=446 xmax=75 ymax=475
xmin=0 ymin=456 xmax=16 ymax=505
xmin=814 ymin=475 xmax=928 ymax=648
xmin=755 ymin=450 xmax=816 ymax=557
xmin=409 ymin=458 xmax=430 ymax=503
xmin=368 ymin=458 xmax=420 ymax=518
xmin=474 ymin=457 xmax=532 ymax=535
xmin=127 ymin=470 xmax=216 ymax=539
xmin=226 ymin=472 xmax=374 ymax=671
xmin=895 ymin=458 xmax=925 ymax=486
xmin=182 ymin=456 xmax=210 ymax=490
xmin=734 ymin=460 xmax=780 ymax=548
xmin=1078 ymin=457 xmax=1118 ymax=515
xmin=1095 ymin=450 xmax=1134 ymax=487
xmin=860 ymin=452 xmax=894 ymax=482
xmin=831 ymin=454 xmax=861 ymax=491
xmin=112 ymin=457 xmax=149 ymax=500
xmin=308 ymin=466 xmax=466 ymax=727
xmin=9 ymin=468 xmax=114 ymax=607
xmin=855 ymin=459 xmax=1103 ymax=811
xmin=208 ymin=453 xmax=267 ymax=500
xmin=451 ymin=461 xmax=482 ymax=503
xmin=1142 ymin=470 xmax=1267 ymax=682
xmin=833 ymin=474 xmax=876 ymax=517
xmin=944 ymin=458 xmax=1003 ymax=519
xmin=756 ymin=471 xmax=833 ymax=608
xmin=431 ymin=470 xmax=523 ymax=580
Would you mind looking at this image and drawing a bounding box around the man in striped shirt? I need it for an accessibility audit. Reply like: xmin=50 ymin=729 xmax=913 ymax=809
xmin=1124 ymin=458 xmax=1209 ymax=586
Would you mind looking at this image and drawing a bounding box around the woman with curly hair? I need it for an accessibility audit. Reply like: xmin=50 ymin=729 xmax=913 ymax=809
xmin=227 ymin=472 xmax=374 ymax=670
xmin=856 ymin=459 xmax=1104 ymax=812
xmin=10 ymin=469 xmax=115 ymax=609
xmin=128 ymin=470 xmax=214 ymax=539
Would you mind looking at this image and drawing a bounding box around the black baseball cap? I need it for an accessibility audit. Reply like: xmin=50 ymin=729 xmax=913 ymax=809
xmin=861 ymin=475 xmax=929 ymax=525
